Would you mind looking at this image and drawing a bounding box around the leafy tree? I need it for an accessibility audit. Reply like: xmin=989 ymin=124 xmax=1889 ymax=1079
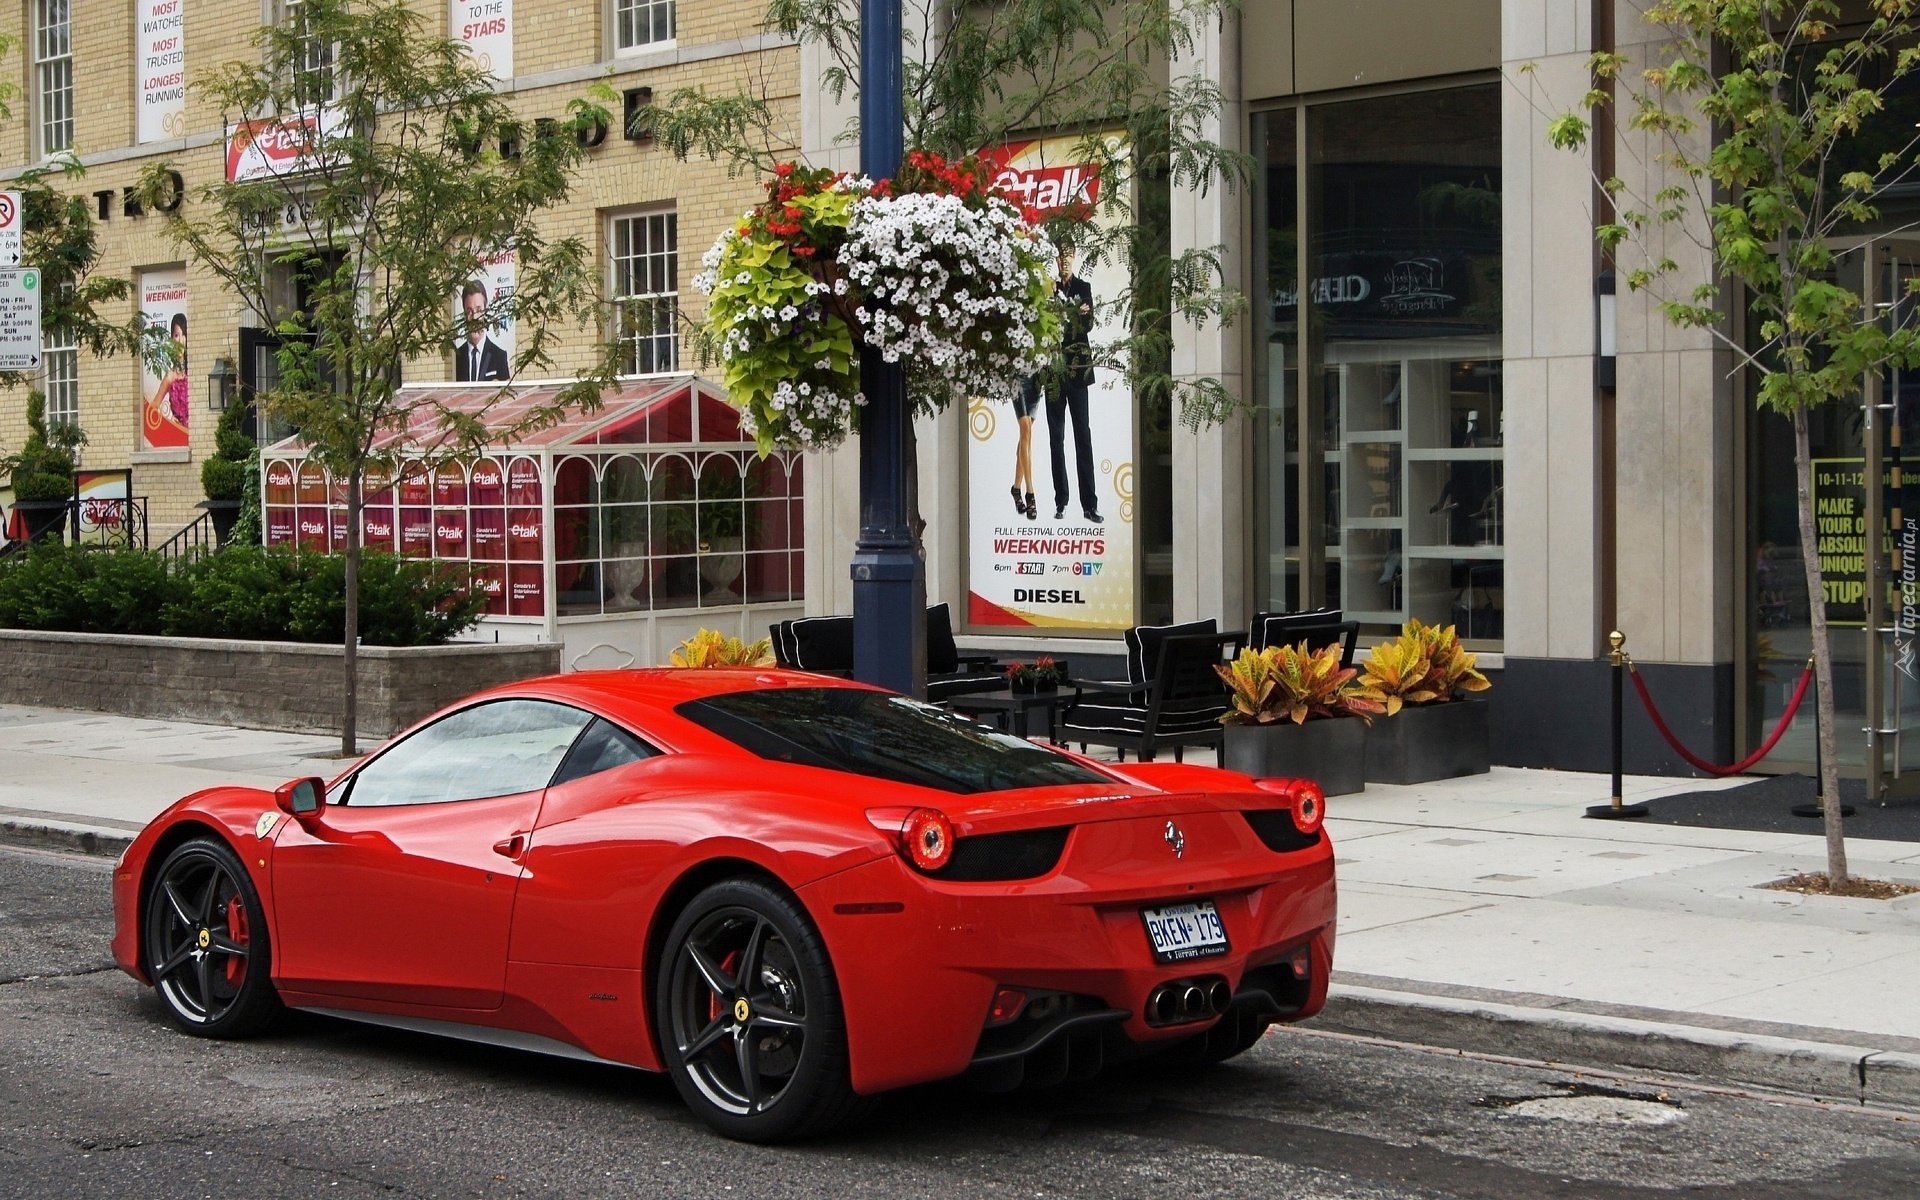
xmin=1541 ymin=0 xmax=1920 ymax=886
xmin=641 ymin=0 xmax=1251 ymax=495
xmin=139 ymin=0 xmax=620 ymax=753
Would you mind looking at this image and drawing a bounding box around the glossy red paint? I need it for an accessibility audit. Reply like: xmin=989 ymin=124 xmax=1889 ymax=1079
xmin=113 ymin=668 xmax=1337 ymax=1094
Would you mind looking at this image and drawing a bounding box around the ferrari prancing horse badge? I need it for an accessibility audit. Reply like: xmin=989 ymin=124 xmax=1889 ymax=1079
xmin=255 ymin=812 xmax=280 ymax=839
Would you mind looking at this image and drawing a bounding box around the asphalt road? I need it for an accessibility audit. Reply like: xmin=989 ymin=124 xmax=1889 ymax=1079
xmin=3 ymin=842 xmax=1919 ymax=1200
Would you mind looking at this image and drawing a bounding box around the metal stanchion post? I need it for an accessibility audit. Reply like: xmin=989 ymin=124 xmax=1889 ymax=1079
xmin=1588 ymin=630 xmax=1650 ymax=819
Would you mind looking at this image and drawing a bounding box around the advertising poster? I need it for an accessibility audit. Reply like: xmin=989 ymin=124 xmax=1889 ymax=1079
xmin=453 ymin=250 xmax=516 ymax=382
xmin=75 ymin=470 xmax=132 ymax=540
xmin=226 ymin=107 xmax=344 ymax=183
xmin=965 ymin=136 xmax=1135 ymax=631
xmin=137 ymin=0 xmax=186 ymax=144
xmin=139 ymin=268 xmax=191 ymax=451
xmin=452 ymin=0 xmax=513 ymax=82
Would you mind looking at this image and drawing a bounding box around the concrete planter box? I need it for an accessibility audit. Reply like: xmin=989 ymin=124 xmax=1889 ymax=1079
xmin=1364 ymin=698 xmax=1491 ymax=785
xmin=0 ymin=628 xmax=562 ymax=739
xmin=1222 ymin=717 xmax=1368 ymax=797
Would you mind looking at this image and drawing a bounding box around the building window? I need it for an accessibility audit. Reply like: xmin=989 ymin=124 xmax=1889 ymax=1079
xmin=610 ymin=210 xmax=679 ymax=375
xmin=614 ymin=0 xmax=676 ymax=52
xmin=42 ymin=327 xmax=79 ymax=430
xmin=34 ymin=0 xmax=73 ymax=156
xmin=279 ymin=0 xmax=335 ymax=106
xmin=1252 ymin=82 xmax=1504 ymax=647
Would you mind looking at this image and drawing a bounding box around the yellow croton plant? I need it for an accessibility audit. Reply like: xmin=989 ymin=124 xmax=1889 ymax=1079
xmin=670 ymin=629 xmax=775 ymax=668
xmin=1215 ymin=641 xmax=1384 ymax=725
xmin=1356 ymin=619 xmax=1491 ymax=716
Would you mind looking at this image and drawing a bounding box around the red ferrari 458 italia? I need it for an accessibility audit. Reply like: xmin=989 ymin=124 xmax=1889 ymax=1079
xmin=111 ymin=669 xmax=1334 ymax=1141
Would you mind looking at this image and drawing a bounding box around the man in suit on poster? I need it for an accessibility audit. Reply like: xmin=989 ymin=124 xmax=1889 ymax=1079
xmin=455 ymin=281 xmax=511 ymax=382
xmin=1047 ymin=247 xmax=1102 ymax=523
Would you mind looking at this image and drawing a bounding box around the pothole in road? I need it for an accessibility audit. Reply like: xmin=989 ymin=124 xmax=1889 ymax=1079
xmin=1478 ymin=1083 xmax=1686 ymax=1127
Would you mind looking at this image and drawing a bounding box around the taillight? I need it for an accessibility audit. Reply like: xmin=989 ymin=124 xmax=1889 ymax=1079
xmin=1290 ymin=780 xmax=1325 ymax=834
xmin=903 ymin=807 xmax=954 ymax=871
xmin=986 ymin=987 xmax=1027 ymax=1026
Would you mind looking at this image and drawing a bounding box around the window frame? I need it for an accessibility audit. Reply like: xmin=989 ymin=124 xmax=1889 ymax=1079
xmin=334 ymin=698 xmax=609 ymax=808
xmin=33 ymin=0 xmax=74 ymax=158
xmin=607 ymin=207 xmax=681 ymax=377
xmin=42 ymin=325 xmax=80 ymax=431
xmin=610 ymin=0 xmax=677 ymax=56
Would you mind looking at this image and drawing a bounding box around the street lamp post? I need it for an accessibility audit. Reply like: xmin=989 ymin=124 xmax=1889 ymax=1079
xmin=851 ymin=0 xmax=927 ymax=696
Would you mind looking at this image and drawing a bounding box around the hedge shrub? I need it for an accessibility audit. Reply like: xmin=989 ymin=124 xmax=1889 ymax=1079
xmin=0 ymin=544 xmax=485 ymax=646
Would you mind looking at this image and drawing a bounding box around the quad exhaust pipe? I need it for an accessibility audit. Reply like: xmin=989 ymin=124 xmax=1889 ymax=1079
xmin=1147 ymin=976 xmax=1234 ymax=1026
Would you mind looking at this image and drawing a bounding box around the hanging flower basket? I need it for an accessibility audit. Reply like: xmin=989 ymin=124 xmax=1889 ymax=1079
xmin=693 ymin=153 xmax=1062 ymax=453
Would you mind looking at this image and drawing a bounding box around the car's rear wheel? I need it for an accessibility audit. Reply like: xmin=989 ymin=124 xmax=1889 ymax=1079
xmin=144 ymin=837 xmax=282 ymax=1038
xmin=657 ymin=878 xmax=864 ymax=1142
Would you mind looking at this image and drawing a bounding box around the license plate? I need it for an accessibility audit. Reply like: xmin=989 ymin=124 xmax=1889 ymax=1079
xmin=1141 ymin=900 xmax=1228 ymax=962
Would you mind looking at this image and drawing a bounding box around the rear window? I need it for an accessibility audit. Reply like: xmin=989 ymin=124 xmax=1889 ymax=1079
xmin=675 ymin=687 xmax=1109 ymax=795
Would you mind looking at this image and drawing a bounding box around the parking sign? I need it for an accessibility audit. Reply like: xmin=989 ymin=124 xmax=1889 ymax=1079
xmin=0 ymin=192 xmax=21 ymax=267
xmin=0 ymin=268 xmax=43 ymax=371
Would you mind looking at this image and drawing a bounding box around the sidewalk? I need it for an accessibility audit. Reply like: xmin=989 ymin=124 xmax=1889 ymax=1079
xmin=2 ymin=703 xmax=1916 ymax=1105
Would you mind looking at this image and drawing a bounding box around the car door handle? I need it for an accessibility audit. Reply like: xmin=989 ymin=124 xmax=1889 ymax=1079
xmin=493 ymin=833 xmax=528 ymax=861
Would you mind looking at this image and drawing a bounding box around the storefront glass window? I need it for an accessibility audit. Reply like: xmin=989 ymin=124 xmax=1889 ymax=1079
xmin=1254 ymin=83 xmax=1503 ymax=645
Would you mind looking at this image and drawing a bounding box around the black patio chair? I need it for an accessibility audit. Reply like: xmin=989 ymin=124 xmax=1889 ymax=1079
xmin=768 ymin=603 xmax=1004 ymax=699
xmin=1250 ymin=608 xmax=1359 ymax=667
xmin=1057 ymin=630 xmax=1242 ymax=764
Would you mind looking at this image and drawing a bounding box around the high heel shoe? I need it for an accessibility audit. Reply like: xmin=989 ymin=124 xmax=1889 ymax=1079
xmin=1025 ymin=492 xmax=1037 ymax=521
xmin=1012 ymin=485 xmax=1026 ymax=518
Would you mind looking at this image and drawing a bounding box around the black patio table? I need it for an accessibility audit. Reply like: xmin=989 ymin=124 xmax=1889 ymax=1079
xmin=943 ymin=687 xmax=1066 ymax=743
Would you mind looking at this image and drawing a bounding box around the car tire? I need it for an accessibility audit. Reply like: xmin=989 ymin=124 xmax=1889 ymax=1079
xmin=656 ymin=878 xmax=866 ymax=1142
xmin=144 ymin=836 xmax=284 ymax=1038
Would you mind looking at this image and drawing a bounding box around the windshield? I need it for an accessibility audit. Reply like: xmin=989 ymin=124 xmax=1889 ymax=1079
xmin=675 ymin=687 xmax=1110 ymax=795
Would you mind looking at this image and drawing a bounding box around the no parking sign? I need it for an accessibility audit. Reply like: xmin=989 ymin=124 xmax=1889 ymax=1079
xmin=0 ymin=192 xmax=21 ymax=267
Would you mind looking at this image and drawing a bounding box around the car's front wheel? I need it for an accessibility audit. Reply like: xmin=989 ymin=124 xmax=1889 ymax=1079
xmin=657 ymin=878 xmax=864 ymax=1141
xmin=144 ymin=837 xmax=283 ymax=1037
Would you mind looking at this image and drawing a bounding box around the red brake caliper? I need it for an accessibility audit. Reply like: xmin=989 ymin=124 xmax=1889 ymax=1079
xmin=224 ymin=895 xmax=249 ymax=987
xmin=708 ymin=950 xmax=740 ymax=1024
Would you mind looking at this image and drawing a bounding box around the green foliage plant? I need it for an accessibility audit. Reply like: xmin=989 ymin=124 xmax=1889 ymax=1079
xmin=200 ymin=402 xmax=256 ymax=503
xmin=0 ymin=543 xmax=482 ymax=646
xmin=7 ymin=392 xmax=85 ymax=504
xmin=1215 ymin=642 xmax=1384 ymax=726
xmin=139 ymin=0 xmax=621 ymax=752
xmin=1533 ymin=0 xmax=1920 ymax=886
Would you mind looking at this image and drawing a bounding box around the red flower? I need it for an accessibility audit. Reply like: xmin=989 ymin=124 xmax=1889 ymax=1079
xmin=775 ymin=162 xmax=795 ymax=177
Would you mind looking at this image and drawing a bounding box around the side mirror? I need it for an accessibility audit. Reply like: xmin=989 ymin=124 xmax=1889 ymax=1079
xmin=274 ymin=776 xmax=326 ymax=818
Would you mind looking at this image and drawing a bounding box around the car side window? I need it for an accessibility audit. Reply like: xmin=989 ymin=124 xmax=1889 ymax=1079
xmin=548 ymin=718 xmax=658 ymax=787
xmin=346 ymin=700 xmax=596 ymax=807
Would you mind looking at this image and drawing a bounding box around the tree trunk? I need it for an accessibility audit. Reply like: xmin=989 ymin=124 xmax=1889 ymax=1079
xmin=342 ymin=462 xmax=362 ymax=758
xmin=1792 ymin=407 xmax=1848 ymax=886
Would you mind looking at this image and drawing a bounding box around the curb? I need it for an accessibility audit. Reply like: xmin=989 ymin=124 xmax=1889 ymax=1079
xmin=0 ymin=817 xmax=134 ymax=859
xmin=1319 ymin=983 xmax=1920 ymax=1110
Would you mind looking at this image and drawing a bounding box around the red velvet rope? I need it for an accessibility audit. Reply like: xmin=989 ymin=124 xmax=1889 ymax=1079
xmin=1629 ymin=662 xmax=1812 ymax=776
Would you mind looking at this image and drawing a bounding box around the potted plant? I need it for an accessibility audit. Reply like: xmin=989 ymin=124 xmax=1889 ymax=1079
xmin=1216 ymin=641 xmax=1383 ymax=797
xmin=670 ymin=628 xmax=774 ymax=667
xmin=1006 ymin=655 xmax=1064 ymax=694
xmin=1355 ymin=619 xmax=1493 ymax=784
xmin=6 ymin=392 xmax=84 ymax=543
xmin=198 ymin=401 xmax=255 ymax=545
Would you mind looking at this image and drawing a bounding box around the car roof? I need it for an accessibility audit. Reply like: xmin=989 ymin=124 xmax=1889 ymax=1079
xmin=467 ymin=668 xmax=880 ymax=749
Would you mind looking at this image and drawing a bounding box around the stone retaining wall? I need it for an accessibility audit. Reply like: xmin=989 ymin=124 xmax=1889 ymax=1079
xmin=0 ymin=630 xmax=563 ymax=738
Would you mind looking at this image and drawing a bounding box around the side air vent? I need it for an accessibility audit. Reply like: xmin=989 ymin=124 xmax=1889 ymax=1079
xmin=931 ymin=826 xmax=1072 ymax=882
xmin=1243 ymin=809 xmax=1322 ymax=854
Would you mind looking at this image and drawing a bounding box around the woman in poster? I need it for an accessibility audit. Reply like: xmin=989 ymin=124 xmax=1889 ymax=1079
xmin=1010 ymin=376 xmax=1040 ymax=520
xmin=143 ymin=313 xmax=191 ymax=449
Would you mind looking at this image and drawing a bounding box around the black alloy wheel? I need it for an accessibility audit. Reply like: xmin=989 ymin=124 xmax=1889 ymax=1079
xmin=144 ymin=838 xmax=283 ymax=1037
xmin=657 ymin=878 xmax=865 ymax=1141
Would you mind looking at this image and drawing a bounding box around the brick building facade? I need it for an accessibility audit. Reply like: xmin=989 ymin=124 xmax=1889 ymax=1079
xmin=0 ymin=0 xmax=791 ymax=537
